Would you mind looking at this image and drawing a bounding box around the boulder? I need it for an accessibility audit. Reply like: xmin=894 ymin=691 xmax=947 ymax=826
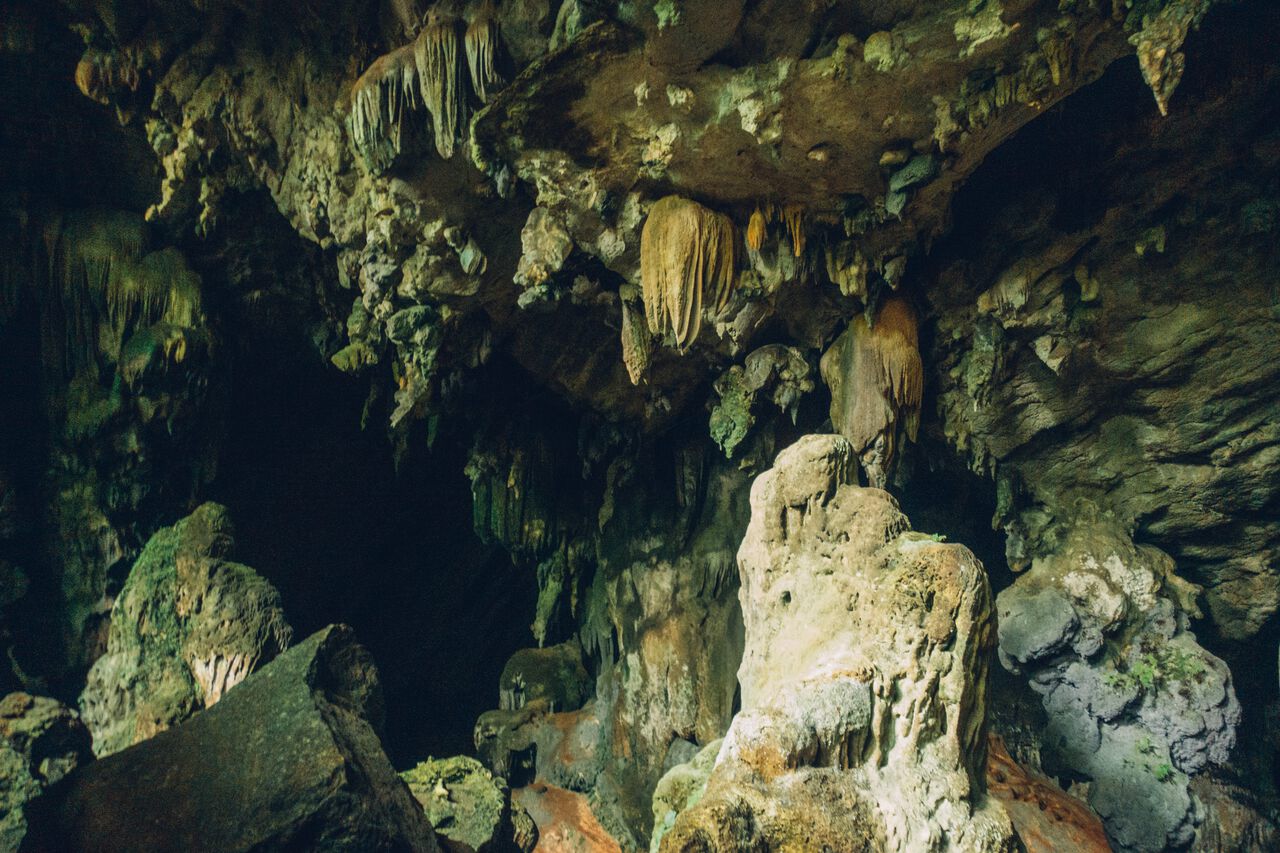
xmin=0 ymin=693 xmax=92 ymax=850
xmin=401 ymin=755 xmax=536 ymax=852
xmin=22 ymin=625 xmax=438 ymax=853
xmin=79 ymin=502 xmax=291 ymax=757
xmin=660 ymin=435 xmax=1014 ymax=851
xmin=996 ymin=521 xmax=1239 ymax=851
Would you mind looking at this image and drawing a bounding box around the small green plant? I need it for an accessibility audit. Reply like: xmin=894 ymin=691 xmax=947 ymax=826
xmin=1136 ymin=736 xmax=1156 ymax=756
xmin=1154 ymin=762 xmax=1175 ymax=782
xmin=1132 ymin=653 xmax=1159 ymax=689
xmin=1105 ymin=669 xmax=1136 ymax=691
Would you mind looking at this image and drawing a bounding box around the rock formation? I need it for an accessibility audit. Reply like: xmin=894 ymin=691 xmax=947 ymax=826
xmin=22 ymin=625 xmax=438 ymax=853
xmin=401 ymin=755 xmax=537 ymax=852
xmin=79 ymin=502 xmax=291 ymax=756
xmin=1 ymin=0 xmax=1278 ymax=850
xmin=0 ymin=693 xmax=92 ymax=850
xmin=998 ymin=519 xmax=1240 ymax=851
xmin=660 ymin=435 xmax=1013 ymax=851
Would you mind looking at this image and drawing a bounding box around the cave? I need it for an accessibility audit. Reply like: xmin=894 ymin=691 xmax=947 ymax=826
xmin=2 ymin=1 xmax=1280 ymax=852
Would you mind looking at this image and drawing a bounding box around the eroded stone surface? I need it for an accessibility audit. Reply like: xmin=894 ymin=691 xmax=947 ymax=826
xmin=23 ymin=625 xmax=438 ymax=853
xmin=661 ymin=435 xmax=1013 ymax=851
xmin=79 ymin=502 xmax=291 ymax=757
xmin=0 ymin=693 xmax=92 ymax=851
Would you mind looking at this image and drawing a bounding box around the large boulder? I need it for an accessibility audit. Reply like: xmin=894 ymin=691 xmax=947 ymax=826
xmin=661 ymin=434 xmax=1013 ymax=851
xmin=996 ymin=520 xmax=1239 ymax=852
xmin=0 ymin=693 xmax=92 ymax=851
xmin=79 ymin=502 xmax=291 ymax=756
xmin=22 ymin=625 xmax=438 ymax=852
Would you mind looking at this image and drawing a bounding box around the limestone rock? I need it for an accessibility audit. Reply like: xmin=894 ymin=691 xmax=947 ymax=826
xmin=402 ymin=755 xmax=536 ymax=853
xmin=996 ymin=521 xmax=1239 ymax=852
xmin=499 ymin=641 xmax=591 ymax=713
xmin=79 ymin=502 xmax=291 ymax=757
xmin=0 ymin=693 xmax=92 ymax=851
xmin=22 ymin=625 xmax=438 ymax=853
xmin=662 ymin=434 xmax=1013 ymax=851
xmin=708 ymin=345 xmax=812 ymax=459
xmin=649 ymin=739 xmax=720 ymax=853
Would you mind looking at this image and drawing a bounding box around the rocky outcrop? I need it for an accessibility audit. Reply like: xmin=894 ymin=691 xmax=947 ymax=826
xmin=469 ymin=430 xmax=750 ymax=847
xmin=22 ymin=625 xmax=438 ymax=853
xmin=997 ymin=520 xmax=1239 ymax=852
xmin=0 ymin=693 xmax=92 ymax=851
xmin=661 ymin=435 xmax=1013 ymax=851
xmin=79 ymin=502 xmax=291 ymax=756
xmin=402 ymin=755 xmax=536 ymax=853
xmin=929 ymin=10 xmax=1280 ymax=642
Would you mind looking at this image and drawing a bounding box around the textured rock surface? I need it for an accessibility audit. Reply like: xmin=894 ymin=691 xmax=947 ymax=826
xmin=79 ymin=502 xmax=291 ymax=756
xmin=929 ymin=8 xmax=1280 ymax=642
xmin=2 ymin=1 xmax=1280 ymax=851
xmin=662 ymin=435 xmax=1013 ymax=851
xmin=22 ymin=625 xmax=438 ymax=853
xmin=402 ymin=755 xmax=536 ymax=853
xmin=997 ymin=520 xmax=1239 ymax=851
xmin=513 ymin=783 xmax=623 ymax=853
xmin=985 ymin=735 xmax=1110 ymax=853
xmin=0 ymin=693 xmax=92 ymax=851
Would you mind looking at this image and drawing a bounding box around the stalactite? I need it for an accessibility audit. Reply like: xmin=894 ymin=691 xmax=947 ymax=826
xmin=782 ymin=204 xmax=805 ymax=257
xmin=415 ymin=14 xmax=464 ymax=159
xmin=107 ymin=248 xmax=204 ymax=342
xmin=746 ymin=206 xmax=766 ymax=252
xmin=349 ymin=42 xmax=422 ymax=164
xmin=639 ymin=196 xmax=737 ymax=350
xmin=49 ymin=209 xmax=149 ymax=373
xmin=620 ymin=297 xmax=651 ymax=385
xmin=465 ymin=0 xmax=502 ymax=104
xmin=819 ymin=297 xmax=922 ymax=481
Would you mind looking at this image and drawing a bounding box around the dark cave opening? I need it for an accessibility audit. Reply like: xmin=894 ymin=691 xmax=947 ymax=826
xmin=206 ymin=342 xmax=537 ymax=767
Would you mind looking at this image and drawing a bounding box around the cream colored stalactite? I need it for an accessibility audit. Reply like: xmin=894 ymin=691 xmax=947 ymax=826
xmin=466 ymin=1 xmax=501 ymax=103
xmin=350 ymin=42 xmax=422 ymax=158
xmin=620 ymin=298 xmax=652 ymax=385
xmin=782 ymin=204 xmax=805 ymax=257
xmin=639 ymin=196 xmax=737 ymax=351
xmin=415 ymin=18 xmax=464 ymax=159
